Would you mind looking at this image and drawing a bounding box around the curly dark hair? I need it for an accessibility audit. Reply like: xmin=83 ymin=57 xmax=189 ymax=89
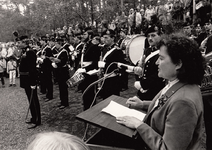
xmin=158 ymin=33 xmax=206 ymax=85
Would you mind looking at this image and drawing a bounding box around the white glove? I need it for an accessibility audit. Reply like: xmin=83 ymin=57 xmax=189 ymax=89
xmin=31 ymin=86 xmax=36 ymax=89
xmin=69 ymin=45 xmax=74 ymax=51
xmin=41 ymin=55 xmax=46 ymax=59
xmin=98 ymin=61 xmax=106 ymax=68
xmin=37 ymin=57 xmax=43 ymax=64
xmin=71 ymin=55 xmax=75 ymax=61
xmin=134 ymin=81 xmax=142 ymax=90
xmin=134 ymin=66 xmax=143 ymax=75
xmin=52 ymin=62 xmax=57 ymax=68
xmin=73 ymin=51 xmax=77 ymax=56
xmin=77 ymin=68 xmax=86 ymax=73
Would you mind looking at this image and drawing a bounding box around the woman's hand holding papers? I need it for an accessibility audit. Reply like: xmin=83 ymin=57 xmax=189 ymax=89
xmin=116 ymin=116 xmax=143 ymax=129
xmin=116 ymin=96 xmax=145 ymax=129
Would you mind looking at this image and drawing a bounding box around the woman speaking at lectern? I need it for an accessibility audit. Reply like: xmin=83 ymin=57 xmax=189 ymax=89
xmin=117 ymin=33 xmax=205 ymax=150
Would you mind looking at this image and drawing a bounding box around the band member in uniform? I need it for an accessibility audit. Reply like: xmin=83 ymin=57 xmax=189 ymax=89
xmin=51 ymin=38 xmax=70 ymax=109
xmin=40 ymin=47 xmax=54 ymax=101
xmin=134 ymin=25 xmax=165 ymax=101
xmin=73 ymin=32 xmax=84 ymax=71
xmin=19 ymin=36 xmax=41 ymax=129
xmin=117 ymin=28 xmax=129 ymax=91
xmin=37 ymin=36 xmax=49 ymax=94
xmin=51 ymin=38 xmax=63 ymax=84
xmin=98 ymin=29 xmax=125 ymax=99
xmin=73 ymin=32 xmax=85 ymax=92
xmin=76 ymin=28 xmax=101 ymax=110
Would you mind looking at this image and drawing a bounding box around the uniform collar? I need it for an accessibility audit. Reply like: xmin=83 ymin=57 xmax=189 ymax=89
xmin=150 ymin=46 xmax=158 ymax=52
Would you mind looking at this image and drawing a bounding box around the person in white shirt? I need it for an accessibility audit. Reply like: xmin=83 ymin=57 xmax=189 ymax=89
xmin=7 ymin=58 xmax=17 ymax=87
xmin=144 ymin=5 xmax=156 ymax=22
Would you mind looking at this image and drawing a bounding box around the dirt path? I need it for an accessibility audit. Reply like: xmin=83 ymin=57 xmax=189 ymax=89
xmin=0 ymin=75 xmax=137 ymax=150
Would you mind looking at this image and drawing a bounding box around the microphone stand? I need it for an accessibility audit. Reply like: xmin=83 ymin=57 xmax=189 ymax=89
xmin=82 ymin=68 xmax=119 ymax=141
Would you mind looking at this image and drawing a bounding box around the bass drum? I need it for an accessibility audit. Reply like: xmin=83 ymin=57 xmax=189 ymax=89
xmin=120 ymin=35 xmax=135 ymax=52
xmin=124 ymin=34 xmax=146 ymax=65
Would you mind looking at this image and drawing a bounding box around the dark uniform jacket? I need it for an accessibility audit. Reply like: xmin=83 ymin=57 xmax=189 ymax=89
xmin=19 ymin=50 xmax=38 ymax=88
xmin=82 ymin=41 xmax=101 ymax=72
xmin=79 ymin=41 xmax=102 ymax=110
xmin=55 ymin=49 xmax=70 ymax=81
xmin=79 ymin=41 xmax=101 ymax=91
xmin=137 ymin=46 xmax=165 ymax=100
xmin=101 ymin=44 xmax=125 ymax=74
xmin=74 ymin=42 xmax=84 ymax=70
xmin=100 ymin=44 xmax=125 ymax=99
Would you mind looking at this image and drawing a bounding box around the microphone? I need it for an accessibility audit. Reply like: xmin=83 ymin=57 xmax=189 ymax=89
xmin=117 ymin=63 xmax=142 ymax=75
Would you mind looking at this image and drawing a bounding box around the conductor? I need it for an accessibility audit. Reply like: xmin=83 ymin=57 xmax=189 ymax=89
xmin=19 ymin=36 xmax=41 ymax=129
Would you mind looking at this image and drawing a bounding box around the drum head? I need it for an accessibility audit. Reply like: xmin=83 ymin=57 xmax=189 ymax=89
xmin=120 ymin=35 xmax=133 ymax=51
xmin=126 ymin=35 xmax=146 ymax=65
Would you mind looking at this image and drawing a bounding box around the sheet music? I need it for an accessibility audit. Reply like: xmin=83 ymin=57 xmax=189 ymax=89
xmin=102 ymin=101 xmax=146 ymax=121
xmin=87 ymin=69 xmax=99 ymax=75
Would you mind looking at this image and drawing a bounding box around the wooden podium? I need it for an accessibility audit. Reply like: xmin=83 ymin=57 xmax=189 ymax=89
xmin=76 ymin=95 xmax=144 ymax=150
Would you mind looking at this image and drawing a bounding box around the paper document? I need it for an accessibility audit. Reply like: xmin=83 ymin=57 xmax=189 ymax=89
xmin=102 ymin=101 xmax=146 ymax=121
xmin=87 ymin=69 xmax=100 ymax=75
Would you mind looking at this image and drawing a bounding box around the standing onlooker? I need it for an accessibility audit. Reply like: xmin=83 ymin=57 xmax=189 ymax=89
xmin=128 ymin=8 xmax=142 ymax=34
xmin=144 ymin=4 xmax=156 ymax=22
xmin=7 ymin=58 xmax=17 ymax=87
xmin=0 ymin=57 xmax=5 ymax=88
xmin=13 ymin=41 xmax=23 ymax=78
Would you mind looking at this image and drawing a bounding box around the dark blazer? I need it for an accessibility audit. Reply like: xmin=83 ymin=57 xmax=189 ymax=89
xmin=137 ymin=83 xmax=204 ymax=150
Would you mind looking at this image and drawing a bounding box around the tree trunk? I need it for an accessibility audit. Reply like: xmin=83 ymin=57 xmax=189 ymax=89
xmin=90 ymin=0 xmax=94 ymax=26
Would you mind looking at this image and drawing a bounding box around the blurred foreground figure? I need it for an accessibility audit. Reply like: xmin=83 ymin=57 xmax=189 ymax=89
xmin=27 ymin=131 xmax=90 ymax=150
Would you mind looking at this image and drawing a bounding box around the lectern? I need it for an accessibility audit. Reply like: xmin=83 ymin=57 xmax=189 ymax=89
xmin=76 ymin=95 xmax=144 ymax=150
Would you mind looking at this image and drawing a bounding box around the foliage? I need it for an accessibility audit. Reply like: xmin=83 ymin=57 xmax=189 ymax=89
xmin=0 ymin=0 xmax=203 ymax=42
xmin=0 ymin=0 xmax=127 ymax=41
